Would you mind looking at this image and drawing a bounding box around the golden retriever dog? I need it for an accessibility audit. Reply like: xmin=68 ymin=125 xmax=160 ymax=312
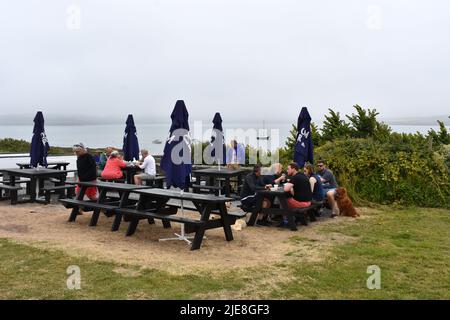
xmin=335 ymin=187 xmax=359 ymax=217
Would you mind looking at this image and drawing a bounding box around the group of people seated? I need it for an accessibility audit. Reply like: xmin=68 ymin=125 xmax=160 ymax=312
xmin=95 ymin=147 xmax=156 ymax=185
xmin=240 ymin=159 xmax=338 ymax=227
xmin=72 ymin=143 xmax=157 ymax=202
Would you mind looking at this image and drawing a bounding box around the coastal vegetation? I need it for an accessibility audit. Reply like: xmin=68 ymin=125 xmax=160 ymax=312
xmin=279 ymin=106 xmax=450 ymax=208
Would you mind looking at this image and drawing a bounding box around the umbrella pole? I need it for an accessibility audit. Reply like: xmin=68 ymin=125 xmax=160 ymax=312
xmin=159 ymin=189 xmax=196 ymax=244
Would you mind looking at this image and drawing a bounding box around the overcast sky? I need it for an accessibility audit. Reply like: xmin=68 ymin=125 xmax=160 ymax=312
xmin=0 ymin=0 xmax=449 ymax=123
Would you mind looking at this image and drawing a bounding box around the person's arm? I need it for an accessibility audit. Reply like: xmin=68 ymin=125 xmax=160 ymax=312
xmin=119 ymin=160 xmax=127 ymax=168
xmin=309 ymin=177 xmax=316 ymax=193
xmin=284 ymin=182 xmax=294 ymax=196
xmin=138 ymin=157 xmax=148 ymax=170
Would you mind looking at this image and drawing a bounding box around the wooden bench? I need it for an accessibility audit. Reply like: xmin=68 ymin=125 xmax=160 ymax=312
xmin=192 ymin=184 xmax=223 ymax=195
xmin=99 ymin=178 xmax=126 ymax=183
xmin=116 ymin=207 xmax=205 ymax=236
xmin=243 ymin=200 xmax=324 ymax=231
xmin=142 ymin=175 xmax=165 ymax=188
xmin=41 ymin=185 xmax=76 ymax=204
xmin=0 ymin=184 xmax=22 ymax=205
xmin=59 ymin=198 xmax=119 ymax=226
xmin=2 ymin=178 xmax=32 ymax=194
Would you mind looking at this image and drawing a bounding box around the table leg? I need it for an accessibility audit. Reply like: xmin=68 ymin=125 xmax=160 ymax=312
xmin=69 ymin=186 xmax=86 ymax=222
xmin=8 ymin=175 xmax=17 ymax=205
xmin=247 ymin=193 xmax=263 ymax=226
xmin=279 ymin=196 xmax=298 ymax=231
xmin=191 ymin=204 xmax=212 ymax=250
xmin=29 ymin=178 xmax=37 ymax=202
xmin=225 ymin=177 xmax=231 ymax=197
xmin=38 ymin=178 xmax=45 ymax=196
xmin=89 ymin=188 xmax=107 ymax=227
xmin=219 ymin=203 xmax=234 ymax=241
xmin=112 ymin=191 xmax=130 ymax=231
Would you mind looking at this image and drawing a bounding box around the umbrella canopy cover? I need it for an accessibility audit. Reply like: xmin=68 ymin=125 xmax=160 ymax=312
xmin=122 ymin=114 xmax=140 ymax=161
xmin=294 ymin=107 xmax=314 ymax=168
xmin=30 ymin=111 xmax=50 ymax=168
xmin=210 ymin=112 xmax=226 ymax=165
xmin=160 ymin=100 xmax=192 ymax=189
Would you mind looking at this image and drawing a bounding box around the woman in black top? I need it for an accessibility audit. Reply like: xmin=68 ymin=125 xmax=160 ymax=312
xmin=73 ymin=143 xmax=98 ymax=201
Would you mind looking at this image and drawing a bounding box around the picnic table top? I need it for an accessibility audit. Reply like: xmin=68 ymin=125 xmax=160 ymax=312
xmin=16 ymin=161 xmax=70 ymax=167
xmin=134 ymin=188 xmax=233 ymax=203
xmin=66 ymin=180 xmax=151 ymax=191
xmin=257 ymin=188 xmax=286 ymax=196
xmin=192 ymin=168 xmax=248 ymax=175
xmin=1 ymin=168 xmax=72 ymax=177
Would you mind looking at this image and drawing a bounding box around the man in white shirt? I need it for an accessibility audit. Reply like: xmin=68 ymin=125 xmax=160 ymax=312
xmin=134 ymin=149 xmax=156 ymax=185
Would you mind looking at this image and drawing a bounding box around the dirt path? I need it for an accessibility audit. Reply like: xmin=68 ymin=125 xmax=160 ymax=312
xmin=0 ymin=202 xmax=362 ymax=275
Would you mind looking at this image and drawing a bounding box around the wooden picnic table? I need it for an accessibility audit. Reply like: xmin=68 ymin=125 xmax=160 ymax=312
xmin=255 ymin=189 xmax=322 ymax=231
xmin=192 ymin=168 xmax=249 ymax=197
xmin=61 ymin=180 xmax=150 ymax=230
xmin=16 ymin=161 xmax=70 ymax=170
xmin=117 ymin=189 xmax=236 ymax=250
xmin=0 ymin=168 xmax=71 ymax=204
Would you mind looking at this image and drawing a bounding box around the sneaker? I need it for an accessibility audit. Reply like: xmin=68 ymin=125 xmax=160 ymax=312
xmin=277 ymin=220 xmax=289 ymax=228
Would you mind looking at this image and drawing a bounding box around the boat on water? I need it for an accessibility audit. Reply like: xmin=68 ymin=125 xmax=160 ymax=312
xmin=152 ymin=139 xmax=162 ymax=144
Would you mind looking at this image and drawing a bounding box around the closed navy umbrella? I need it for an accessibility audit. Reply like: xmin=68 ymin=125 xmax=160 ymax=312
xmin=160 ymin=100 xmax=192 ymax=189
xmin=122 ymin=114 xmax=140 ymax=161
xmin=30 ymin=111 xmax=50 ymax=168
xmin=210 ymin=112 xmax=226 ymax=166
xmin=294 ymin=107 xmax=314 ymax=168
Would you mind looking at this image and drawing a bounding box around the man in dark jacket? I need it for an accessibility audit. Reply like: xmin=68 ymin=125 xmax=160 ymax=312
xmin=240 ymin=164 xmax=271 ymax=226
xmin=73 ymin=143 xmax=98 ymax=201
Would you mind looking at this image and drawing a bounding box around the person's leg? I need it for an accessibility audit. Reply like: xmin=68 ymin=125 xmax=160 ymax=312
xmin=327 ymin=189 xmax=338 ymax=216
xmin=134 ymin=174 xmax=142 ymax=185
xmin=259 ymin=197 xmax=271 ymax=220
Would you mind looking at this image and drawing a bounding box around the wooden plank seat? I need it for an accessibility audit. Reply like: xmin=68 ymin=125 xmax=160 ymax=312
xmin=59 ymin=198 xmax=120 ymax=226
xmin=260 ymin=203 xmax=323 ymax=231
xmin=0 ymin=184 xmax=22 ymax=204
xmin=192 ymin=184 xmax=223 ymax=196
xmin=116 ymin=207 xmax=206 ymax=237
xmin=242 ymin=200 xmax=324 ymax=230
xmin=98 ymin=177 xmax=126 ymax=183
xmin=41 ymin=185 xmax=76 ymax=204
xmin=59 ymin=198 xmax=118 ymax=211
xmin=142 ymin=175 xmax=165 ymax=188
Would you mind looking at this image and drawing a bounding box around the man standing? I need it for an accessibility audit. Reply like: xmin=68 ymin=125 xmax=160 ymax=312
xmin=134 ymin=149 xmax=156 ymax=185
xmin=226 ymin=139 xmax=245 ymax=168
xmin=317 ymin=160 xmax=339 ymax=217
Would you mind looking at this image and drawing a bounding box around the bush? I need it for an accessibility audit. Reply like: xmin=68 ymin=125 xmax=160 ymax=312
xmin=315 ymin=138 xmax=450 ymax=208
xmin=0 ymin=138 xmax=30 ymax=153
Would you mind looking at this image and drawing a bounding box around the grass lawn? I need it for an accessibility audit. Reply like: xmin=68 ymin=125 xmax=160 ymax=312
xmin=0 ymin=206 xmax=449 ymax=299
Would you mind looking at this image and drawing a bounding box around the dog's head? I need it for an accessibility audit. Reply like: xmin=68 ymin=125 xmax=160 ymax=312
xmin=335 ymin=187 xmax=347 ymax=199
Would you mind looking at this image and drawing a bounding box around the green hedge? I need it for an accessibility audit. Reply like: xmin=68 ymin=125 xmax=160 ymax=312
xmin=314 ymin=138 xmax=450 ymax=208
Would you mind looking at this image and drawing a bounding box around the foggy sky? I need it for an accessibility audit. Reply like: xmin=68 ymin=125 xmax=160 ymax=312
xmin=1 ymin=0 xmax=449 ymax=123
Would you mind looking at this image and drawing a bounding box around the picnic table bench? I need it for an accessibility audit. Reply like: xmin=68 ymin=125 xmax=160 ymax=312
xmin=252 ymin=189 xmax=323 ymax=231
xmin=0 ymin=168 xmax=71 ymax=204
xmin=192 ymin=168 xmax=248 ymax=197
xmin=16 ymin=161 xmax=71 ymax=170
xmin=60 ymin=180 xmax=149 ymax=229
xmin=116 ymin=189 xmax=236 ymax=250
xmin=0 ymin=184 xmax=22 ymax=204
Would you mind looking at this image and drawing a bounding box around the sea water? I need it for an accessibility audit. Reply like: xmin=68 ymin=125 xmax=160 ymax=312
xmin=0 ymin=122 xmax=443 ymax=168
